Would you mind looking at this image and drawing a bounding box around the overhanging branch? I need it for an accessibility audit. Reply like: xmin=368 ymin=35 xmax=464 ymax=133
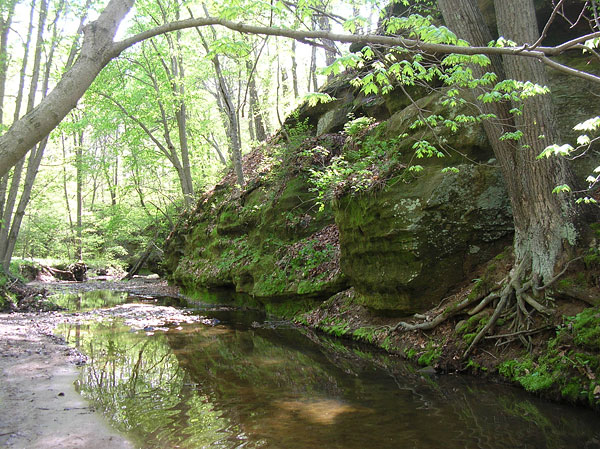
xmin=112 ymin=17 xmax=600 ymax=84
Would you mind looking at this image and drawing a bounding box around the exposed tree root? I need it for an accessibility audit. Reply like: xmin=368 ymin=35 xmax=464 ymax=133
xmin=387 ymin=254 xmax=582 ymax=360
xmin=379 ymin=283 xmax=503 ymax=333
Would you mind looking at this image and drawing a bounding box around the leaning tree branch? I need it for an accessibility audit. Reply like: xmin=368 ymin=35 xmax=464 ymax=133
xmin=554 ymin=31 xmax=600 ymax=52
xmin=112 ymin=17 xmax=600 ymax=85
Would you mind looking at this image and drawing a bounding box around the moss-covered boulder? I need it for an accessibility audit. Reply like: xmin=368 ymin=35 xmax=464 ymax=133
xmin=164 ymin=74 xmax=515 ymax=315
xmin=335 ymin=162 xmax=512 ymax=314
xmin=164 ymin=46 xmax=595 ymax=317
xmin=163 ymin=140 xmax=348 ymax=305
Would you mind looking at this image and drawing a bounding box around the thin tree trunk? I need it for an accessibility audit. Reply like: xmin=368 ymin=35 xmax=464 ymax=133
xmin=246 ymin=60 xmax=267 ymax=142
xmin=196 ymin=24 xmax=244 ymax=185
xmin=61 ymin=133 xmax=74 ymax=260
xmin=129 ymin=152 xmax=151 ymax=217
xmin=113 ymin=152 xmax=118 ymax=204
xmin=2 ymin=137 xmax=47 ymax=270
xmin=205 ymin=133 xmax=227 ymax=164
xmin=75 ymin=131 xmax=83 ymax=261
xmin=2 ymin=0 xmax=70 ymax=270
xmin=276 ymin=53 xmax=285 ymax=128
xmin=308 ymin=43 xmax=318 ymax=91
xmin=173 ymin=44 xmax=194 ymax=205
xmin=0 ymin=0 xmax=37 ymax=230
xmin=318 ymin=12 xmax=337 ymax=81
xmin=0 ymin=0 xmax=14 ymax=224
xmin=0 ymin=0 xmax=44 ymax=264
xmin=0 ymin=0 xmax=16 ymax=123
xmin=291 ymin=39 xmax=299 ymax=98
xmin=248 ymin=108 xmax=255 ymax=141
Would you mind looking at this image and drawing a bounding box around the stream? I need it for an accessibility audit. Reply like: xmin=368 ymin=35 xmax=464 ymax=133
xmin=50 ymin=289 xmax=600 ymax=449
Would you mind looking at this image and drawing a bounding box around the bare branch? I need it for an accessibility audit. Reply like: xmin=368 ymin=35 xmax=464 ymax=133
xmin=554 ymin=31 xmax=600 ymax=52
xmin=529 ymin=0 xmax=565 ymax=50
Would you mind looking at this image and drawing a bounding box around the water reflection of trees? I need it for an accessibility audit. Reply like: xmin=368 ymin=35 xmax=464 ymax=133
xmin=58 ymin=317 xmax=600 ymax=449
xmin=60 ymin=320 xmax=233 ymax=448
xmin=51 ymin=290 xmax=128 ymax=311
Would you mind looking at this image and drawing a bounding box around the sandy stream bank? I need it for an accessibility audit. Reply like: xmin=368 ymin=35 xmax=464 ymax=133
xmin=0 ymin=278 xmax=184 ymax=448
xmin=0 ymin=312 xmax=134 ymax=448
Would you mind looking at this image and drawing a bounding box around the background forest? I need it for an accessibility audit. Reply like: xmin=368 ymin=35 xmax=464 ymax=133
xmin=0 ymin=0 xmax=375 ymax=270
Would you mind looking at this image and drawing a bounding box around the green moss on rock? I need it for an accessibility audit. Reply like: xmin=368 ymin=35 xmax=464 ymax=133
xmin=335 ymin=163 xmax=513 ymax=313
xmin=498 ymin=306 xmax=600 ymax=409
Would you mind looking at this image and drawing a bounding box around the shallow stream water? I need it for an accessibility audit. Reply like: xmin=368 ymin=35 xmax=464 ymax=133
xmin=52 ymin=290 xmax=600 ymax=449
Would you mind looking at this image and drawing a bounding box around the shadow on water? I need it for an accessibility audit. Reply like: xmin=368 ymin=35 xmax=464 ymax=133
xmin=54 ymin=290 xmax=600 ymax=449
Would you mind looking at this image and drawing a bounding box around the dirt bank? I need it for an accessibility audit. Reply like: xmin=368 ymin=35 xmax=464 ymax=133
xmin=0 ymin=312 xmax=134 ymax=448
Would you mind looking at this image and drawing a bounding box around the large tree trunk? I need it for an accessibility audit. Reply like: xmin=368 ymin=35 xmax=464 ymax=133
xmin=493 ymin=0 xmax=581 ymax=280
xmin=438 ymin=0 xmax=581 ymax=283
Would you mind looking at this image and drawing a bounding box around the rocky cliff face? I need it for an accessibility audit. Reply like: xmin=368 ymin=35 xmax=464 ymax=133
xmin=164 ymin=49 xmax=597 ymax=315
xmin=163 ymin=71 xmax=521 ymax=314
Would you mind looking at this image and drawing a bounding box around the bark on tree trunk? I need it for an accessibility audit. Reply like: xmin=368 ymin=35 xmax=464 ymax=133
xmin=494 ymin=0 xmax=581 ymax=281
xmin=212 ymin=63 xmax=244 ymax=185
xmin=0 ymin=0 xmax=45 ymax=264
xmin=308 ymin=44 xmax=318 ymax=91
xmin=174 ymin=50 xmax=194 ymax=205
xmin=438 ymin=0 xmax=582 ymax=283
xmin=246 ymin=60 xmax=267 ymax=142
xmin=291 ymin=39 xmax=299 ymax=98
xmin=0 ymin=0 xmax=16 ymax=123
xmin=61 ymin=133 xmax=74 ymax=260
xmin=0 ymin=0 xmax=33 ymax=217
xmin=2 ymin=0 xmax=71 ymax=270
xmin=196 ymin=21 xmax=245 ymax=186
xmin=318 ymin=13 xmax=337 ymax=82
xmin=2 ymin=137 xmax=48 ymax=271
xmin=75 ymin=131 xmax=83 ymax=262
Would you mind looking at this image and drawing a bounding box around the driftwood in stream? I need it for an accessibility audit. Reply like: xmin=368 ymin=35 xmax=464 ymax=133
xmin=124 ymin=241 xmax=155 ymax=280
xmin=39 ymin=262 xmax=88 ymax=282
xmin=69 ymin=262 xmax=88 ymax=281
xmin=42 ymin=266 xmax=75 ymax=281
